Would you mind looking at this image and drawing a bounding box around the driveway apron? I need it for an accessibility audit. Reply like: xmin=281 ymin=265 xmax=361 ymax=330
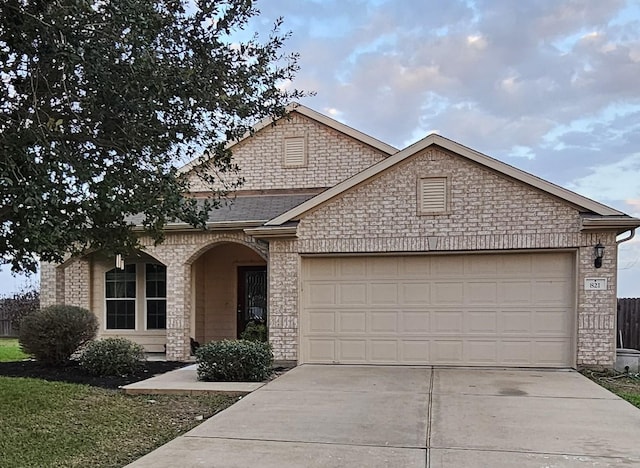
xmin=128 ymin=366 xmax=640 ymax=467
xmin=128 ymin=365 xmax=430 ymax=468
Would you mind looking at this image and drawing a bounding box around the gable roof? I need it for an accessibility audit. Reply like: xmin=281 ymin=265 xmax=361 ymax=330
xmin=266 ymin=133 xmax=629 ymax=226
xmin=177 ymin=103 xmax=399 ymax=175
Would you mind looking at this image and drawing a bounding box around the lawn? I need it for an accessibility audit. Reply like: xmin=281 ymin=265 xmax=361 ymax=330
xmin=582 ymin=369 xmax=640 ymax=409
xmin=0 ymin=338 xmax=235 ymax=467
xmin=0 ymin=338 xmax=29 ymax=361
xmin=0 ymin=376 xmax=234 ymax=467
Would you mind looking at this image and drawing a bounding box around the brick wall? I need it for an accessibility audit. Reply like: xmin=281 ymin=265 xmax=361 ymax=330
xmin=185 ymin=112 xmax=388 ymax=192
xmin=265 ymin=147 xmax=618 ymax=366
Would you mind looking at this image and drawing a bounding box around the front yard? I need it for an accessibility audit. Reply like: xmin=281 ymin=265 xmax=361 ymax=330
xmin=0 ymin=338 xmax=234 ymax=467
xmin=0 ymin=376 xmax=234 ymax=467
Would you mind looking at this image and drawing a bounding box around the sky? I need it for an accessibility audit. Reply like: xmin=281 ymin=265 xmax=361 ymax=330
xmin=1 ymin=0 xmax=640 ymax=296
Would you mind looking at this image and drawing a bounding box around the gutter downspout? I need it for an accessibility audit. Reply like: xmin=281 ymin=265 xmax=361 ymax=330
xmin=617 ymin=228 xmax=636 ymax=245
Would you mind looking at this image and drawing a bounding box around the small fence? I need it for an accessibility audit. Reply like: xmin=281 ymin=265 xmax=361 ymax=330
xmin=618 ymin=298 xmax=640 ymax=350
xmin=0 ymin=308 xmax=17 ymax=337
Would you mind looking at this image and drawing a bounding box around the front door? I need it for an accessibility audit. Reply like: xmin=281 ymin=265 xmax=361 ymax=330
xmin=237 ymin=266 xmax=267 ymax=338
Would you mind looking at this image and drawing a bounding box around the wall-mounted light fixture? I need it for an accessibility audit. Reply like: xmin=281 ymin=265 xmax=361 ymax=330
xmin=594 ymin=242 xmax=605 ymax=269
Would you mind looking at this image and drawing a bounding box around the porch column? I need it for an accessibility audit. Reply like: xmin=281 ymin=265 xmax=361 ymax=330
xmin=165 ymin=261 xmax=191 ymax=361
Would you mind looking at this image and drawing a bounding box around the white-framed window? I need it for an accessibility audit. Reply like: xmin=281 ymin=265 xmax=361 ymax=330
xmin=105 ymin=264 xmax=136 ymax=329
xmin=145 ymin=264 xmax=167 ymax=330
xmin=283 ymin=136 xmax=307 ymax=167
xmin=418 ymin=176 xmax=449 ymax=214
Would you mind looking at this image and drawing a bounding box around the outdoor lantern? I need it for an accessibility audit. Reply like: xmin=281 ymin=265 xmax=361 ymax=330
xmin=594 ymin=243 xmax=605 ymax=268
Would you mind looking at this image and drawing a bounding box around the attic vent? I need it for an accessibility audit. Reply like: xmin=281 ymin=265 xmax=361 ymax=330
xmin=419 ymin=177 xmax=448 ymax=214
xmin=284 ymin=136 xmax=307 ymax=167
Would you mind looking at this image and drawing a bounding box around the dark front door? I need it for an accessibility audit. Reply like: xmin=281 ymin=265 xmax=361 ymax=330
xmin=237 ymin=266 xmax=267 ymax=338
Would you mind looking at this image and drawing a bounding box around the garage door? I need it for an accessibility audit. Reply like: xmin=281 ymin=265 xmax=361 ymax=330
xmin=300 ymin=253 xmax=574 ymax=367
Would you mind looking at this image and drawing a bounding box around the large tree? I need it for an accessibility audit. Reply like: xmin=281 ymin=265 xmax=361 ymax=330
xmin=0 ymin=0 xmax=304 ymax=272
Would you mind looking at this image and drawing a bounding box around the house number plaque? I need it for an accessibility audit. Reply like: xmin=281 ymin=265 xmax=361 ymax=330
xmin=584 ymin=278 xmax=607 ymax=291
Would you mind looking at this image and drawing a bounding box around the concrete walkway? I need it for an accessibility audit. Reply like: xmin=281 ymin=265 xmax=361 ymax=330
xmin=122 ymin=364 xmax=264 ymax=396
xmin=127 ymin=365 xmax=640 ymax=467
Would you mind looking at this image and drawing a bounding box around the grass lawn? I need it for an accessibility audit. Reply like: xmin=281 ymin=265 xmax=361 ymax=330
xmin=0 ymin=376 xmax=234 ymax=467
xmin=0 ymin=338 xmax=29 ymax=362
xmin=582 ymin=369 xmax=640 ymax=409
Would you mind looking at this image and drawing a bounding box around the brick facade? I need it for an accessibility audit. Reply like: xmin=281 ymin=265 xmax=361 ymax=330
xmin=184 ymin=112 xmax=388 ymax=192
xmin=267 ymin=148 xmax=619 ymax=366
xmin=41 ymin=113 xmax=628 ymax=367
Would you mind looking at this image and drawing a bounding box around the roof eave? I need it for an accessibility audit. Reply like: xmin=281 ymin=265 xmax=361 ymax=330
xmin=243 ymin=225 xmax=298 ymax=239
xmin=132 ymin=220 xmax=266 ymax=232
xmin=581 ymin=216 xmax=640 ymax=234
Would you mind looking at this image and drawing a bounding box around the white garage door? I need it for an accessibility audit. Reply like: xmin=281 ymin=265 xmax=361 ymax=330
xmin=300 ymin=253 xmax=575 ymax=367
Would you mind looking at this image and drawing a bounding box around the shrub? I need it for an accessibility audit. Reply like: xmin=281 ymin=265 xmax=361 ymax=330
xmin=240 ymin=321 xmax=268 ymax=342
xmin=79 ymin=338 xmax=146 ymax=376
xmin=19 ymin=305 xmax=98 ymax=366
xmin=196 ymin=339 xmax=273 ymax=382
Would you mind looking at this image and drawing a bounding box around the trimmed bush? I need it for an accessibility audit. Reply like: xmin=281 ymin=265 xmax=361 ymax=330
xmin=196 ymin=339 xmax=273 ymax=382
xmin=79 ymin=338 xmax=146 ymax=376
xmin=19 ymin=305 xmax=98 ymax=366
xmin=240 ymin=321 xmax=268 ymax=342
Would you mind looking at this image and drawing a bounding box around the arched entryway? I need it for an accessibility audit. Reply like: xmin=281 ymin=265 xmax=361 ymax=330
xmin=191 ymin=241 xmax=267 ymax=345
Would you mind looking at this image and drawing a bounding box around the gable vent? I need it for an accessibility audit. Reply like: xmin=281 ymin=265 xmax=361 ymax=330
xmin=284 ymin=136 xmax=307 ymax=167
xmin=419 ymin=177 xmax=448 ymax=213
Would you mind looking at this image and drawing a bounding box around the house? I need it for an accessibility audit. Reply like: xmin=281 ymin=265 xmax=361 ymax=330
xmin=40 ymin=104 xmax=640 ymax=368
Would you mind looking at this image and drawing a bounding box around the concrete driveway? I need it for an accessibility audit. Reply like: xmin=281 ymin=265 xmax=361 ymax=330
xmin=128 ymin=366 xmax=640 ymax=467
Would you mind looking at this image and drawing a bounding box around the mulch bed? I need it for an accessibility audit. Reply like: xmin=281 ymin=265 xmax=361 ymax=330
xmin=0 ymin=360 xmax=186 ymax=390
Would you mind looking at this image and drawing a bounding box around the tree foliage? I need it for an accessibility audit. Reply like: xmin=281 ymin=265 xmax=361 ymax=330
xmin=0 ymin=0 xmax=305 ymax=272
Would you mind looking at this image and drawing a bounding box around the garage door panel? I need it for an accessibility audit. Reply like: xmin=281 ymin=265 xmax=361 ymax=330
xmin=370 ymin=340 xmax=398 ymax=362
xmin=401 ymin=256 xmax=432 ymax=276
xmin=338 ymin=340 xmax=367 ymax=362
xmin=368 ymin=257 xmax=399 ymax=277
xmin=465 ymin=340 xmax=498 ymax=364
xmin=401 ymin=283 xmax=431 ymax=304
xmin=339 ymin=257 xmax=367 ymax=277
xmin=433 ymin=340 xmax=464 ymax=363
xmin=402 ymin=341 xmax=430 ymax=362
xmin=370 ymin=283 xmax=399 ymax=304
xmin=306 ymin=310 xmax=335 ymax=333
xmin=370 ymin=311 xmax=398 ymax=333
xmin=433 ymin=311 xmax=464 ymax=333
xmin=467 ymin=255 xmax=498 ymax=275
xmin=402 ymin=311 xmax=430 ymax=332
xmin=500 ymin=341 xmax=532 ymax=364
xmin=306 ymin=258 xmax=337 ymax=279
xmin=500 ymin=281 xmax=532 ymax=304
xmin=533 ymin=280 xmax=571 ymax=304
xmin=433 ymin=256 xmax=465 ymax=276
xmin=307 ymin=339 xmax=336 ymax=362
xmin=307 ymin=283 xmax=336 ymax=305
xmin=501 ymin=311 xmax=532 ymax=334
xmin=301 ymin=253 xmax=574 ymax=367
xmin=338 ymin=312 xmax=366 ymax=333
xmin=466 ymin=282 xmax=498 ymax=304
xmin=433 ymin=282 xmax=464 ymax=304
xmin=533 ymin=310 xmax=570 ymax=335
xmin=338 ymin=283 xmax=367 ymax=304
xmin=466 ymin=311 xmax=498 ymax=333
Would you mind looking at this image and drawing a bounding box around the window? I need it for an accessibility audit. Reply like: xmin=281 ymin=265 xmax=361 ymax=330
xmin=146 ymin=264 xmax=167 ymax=329
xmin=105 ymin=264 xmax=136 ymax=329
xmin=418 ymin=177 xmax=448 ymax=214
xmin=283 ymin=136 xmax=307 ymax=167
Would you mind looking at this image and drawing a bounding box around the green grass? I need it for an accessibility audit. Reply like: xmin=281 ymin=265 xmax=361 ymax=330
xmin=0 ymin=377 xmax=234 ymax=467
xmin=582 ymin=369 xmax=640 ymax=409
xmin=0 ymin=338 xmax=29 ymax=362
